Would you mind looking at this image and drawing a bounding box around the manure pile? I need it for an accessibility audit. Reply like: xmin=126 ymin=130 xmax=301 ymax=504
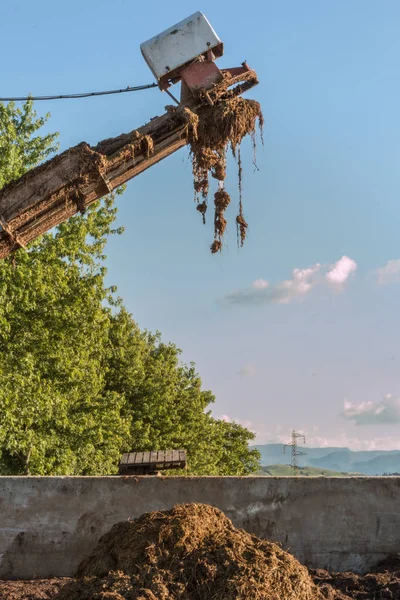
xmin=188 ymin=97 xmax=263 ymax=253
xmin=2 ymin=503 xmax=400 ymax=599
xmin=57 ymin=502 xmax=321 ymax=600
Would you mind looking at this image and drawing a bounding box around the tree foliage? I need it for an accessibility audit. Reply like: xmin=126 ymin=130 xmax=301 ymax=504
xmin=0 ymin=195 xmax=129 ymax=475
xmin=0 ymin=100 xmax=260 ymax=476
xmin=0 ymin=99 xmax=58 ymax=189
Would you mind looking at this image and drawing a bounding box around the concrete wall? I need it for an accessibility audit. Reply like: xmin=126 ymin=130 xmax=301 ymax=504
xmin=0 ymin=476 xmax=399 ymax=579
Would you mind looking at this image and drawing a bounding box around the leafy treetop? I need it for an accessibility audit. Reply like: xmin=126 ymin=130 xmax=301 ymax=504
xmin=0 ymin=100 xmax=260 ymax=476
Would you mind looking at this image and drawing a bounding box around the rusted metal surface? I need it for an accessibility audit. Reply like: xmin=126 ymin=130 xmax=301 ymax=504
xmin=181 ymin=60 xmax=223 ymax=93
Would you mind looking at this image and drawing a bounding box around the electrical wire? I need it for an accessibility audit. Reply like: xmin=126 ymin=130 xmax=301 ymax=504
xmin=0 ymin=82 xmax=158 ymax=102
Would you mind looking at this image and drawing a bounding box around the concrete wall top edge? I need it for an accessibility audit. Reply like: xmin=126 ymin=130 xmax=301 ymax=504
xmin=0 ymin=475 xmax=399 ymax=480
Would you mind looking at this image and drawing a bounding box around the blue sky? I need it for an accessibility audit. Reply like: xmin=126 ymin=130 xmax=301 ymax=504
xmin=2 ymin=0 xmax=400 ymax=450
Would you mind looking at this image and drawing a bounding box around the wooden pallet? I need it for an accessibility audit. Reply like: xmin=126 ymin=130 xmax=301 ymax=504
xmin=118 ymin=449 xmax=187 ymax=475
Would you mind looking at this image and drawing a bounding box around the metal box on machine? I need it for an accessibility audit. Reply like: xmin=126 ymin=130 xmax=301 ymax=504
xmin=140 ymin=11 xmax=255 ymax=103
xmin=140 ymin=11 xmax=224 ymax=90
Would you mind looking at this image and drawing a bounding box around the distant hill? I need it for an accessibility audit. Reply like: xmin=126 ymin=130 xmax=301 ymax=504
xmin=252 ymin=444 xmax=400 ymax=475
xmin=352 ymin=454 xmax=400 ymax=475
xmin=256 ymin=464 xmax=359 ymax=477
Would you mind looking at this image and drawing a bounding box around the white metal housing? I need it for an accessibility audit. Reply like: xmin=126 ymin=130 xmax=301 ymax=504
xmin=140 ymin=11 xmax=223 ymax=84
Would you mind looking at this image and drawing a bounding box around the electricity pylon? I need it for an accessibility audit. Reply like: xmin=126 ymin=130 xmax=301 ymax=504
xmin=283 ymin=430 xmax=307 ymax=475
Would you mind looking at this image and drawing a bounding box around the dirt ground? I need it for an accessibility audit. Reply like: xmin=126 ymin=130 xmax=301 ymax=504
xmin=0 ymin=571 xmax=397 ymax=599
xmin=1 ymin=505 xmax=399 ymax=600
xmin=3 ymin=567 xmax=400 ymax=600
xmin=0 ymin=578 xmax=69 ymax=599
xmin=311 ymin=559 xmax=400 ymax=599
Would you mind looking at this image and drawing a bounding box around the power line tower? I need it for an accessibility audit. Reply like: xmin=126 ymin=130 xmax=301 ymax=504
xmin=283 ymin=430 xmax=306 ymax=475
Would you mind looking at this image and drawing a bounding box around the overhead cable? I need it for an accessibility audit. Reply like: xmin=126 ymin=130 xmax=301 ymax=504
xmin=0 ymin=82 xmax=158 ymax=102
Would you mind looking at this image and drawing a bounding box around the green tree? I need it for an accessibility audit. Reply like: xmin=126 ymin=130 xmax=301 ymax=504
xmin=105 ymin=309 xmax=260 ymax=475
xmin=0 ymin=100 xmax=58 ymax=188
xmin=0 ymin=100 xmax=128 ymax=474
xmin=0 ymin=100 xmax=260 ymax=476
xmin=0 ymin=194 xmax=129 ymax=474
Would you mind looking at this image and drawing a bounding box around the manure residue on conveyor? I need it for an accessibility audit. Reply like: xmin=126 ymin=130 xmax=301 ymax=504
xmin=188 ymin=96 xmax=263 ymax=253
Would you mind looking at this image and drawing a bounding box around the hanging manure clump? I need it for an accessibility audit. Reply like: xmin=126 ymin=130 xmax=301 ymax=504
xmin=188 ymin=97 xmax=263 ymax=253
xmin=56 ymin=503 xmax=322 ymax=600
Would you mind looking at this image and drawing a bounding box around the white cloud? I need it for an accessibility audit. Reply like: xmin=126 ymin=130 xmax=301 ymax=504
xmin=220 ymin=414 xmax=232 ymax=422
xmin=216 ymin=420 xmax=400 ymax=451
xmin=218 ymin=414 xmax=257 ymax=432
xmin=253 ymin=279 xmax=268 ymax=289
xmin=298 ymin=433 xmax=400 ymax=451
xmin=250 ymin=426 xmax=400 ymax=451
xmin=325 ymin=256 xmax=357 ymax=286
xmin=238 ymin=363 xmax=257 ymax=377
xmin=375 ymin=259 xmax=400 ymax=285
xmin=224 ymin=256 xmax=357 ymax=306
xmin=342 ymin=395 xmax=400 ymax=425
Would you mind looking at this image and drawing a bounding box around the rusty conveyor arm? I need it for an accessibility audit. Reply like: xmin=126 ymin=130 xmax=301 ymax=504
xmin=0 ymin=69 xmax=258 ymax=259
